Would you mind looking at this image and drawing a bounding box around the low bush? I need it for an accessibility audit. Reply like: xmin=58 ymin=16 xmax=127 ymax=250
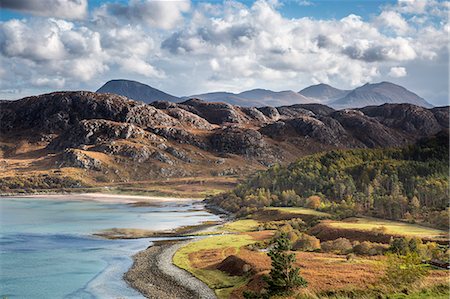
xmin=258 ymin=218 xmax=306 ymax=231
xmin=293 ymin=233 xmax=321 ymax=252
xmin=321 ymin=238 xmax=353 ymax=254
xmin=352 ymin=241 xmax=389 ymax=256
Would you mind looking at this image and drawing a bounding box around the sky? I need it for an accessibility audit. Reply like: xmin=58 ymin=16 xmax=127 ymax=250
xmin=0 ymin=0 xmax=448 ymax=106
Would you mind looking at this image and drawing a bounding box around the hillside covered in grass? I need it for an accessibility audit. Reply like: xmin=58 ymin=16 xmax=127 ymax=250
xmin=207 ymin=131 xmax=449 ymax=229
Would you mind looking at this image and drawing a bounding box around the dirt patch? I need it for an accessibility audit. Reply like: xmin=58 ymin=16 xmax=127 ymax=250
xmin=236 ymin=249 xmax=271 ymax=273
xmin=245 ymin=230 xmax=274 ymax=241
xmin=216 ymin=255 xmax=253 ymax=276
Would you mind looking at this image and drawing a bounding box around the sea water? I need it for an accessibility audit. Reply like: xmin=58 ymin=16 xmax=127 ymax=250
xmin=0 ymin=197 xmax=221 ymax=299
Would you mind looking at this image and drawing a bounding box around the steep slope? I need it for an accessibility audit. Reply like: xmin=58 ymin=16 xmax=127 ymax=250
xmin=299 ymin=83 xmax=350 ymax=103
xmin=330 ymin=82 xmax=432 ymax=109
xmin=97 ymin=79 xmax=180 ymax=103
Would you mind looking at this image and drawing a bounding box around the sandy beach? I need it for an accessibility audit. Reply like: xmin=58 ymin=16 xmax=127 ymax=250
xmin=3 ymin=193 xmax=201 ymax=204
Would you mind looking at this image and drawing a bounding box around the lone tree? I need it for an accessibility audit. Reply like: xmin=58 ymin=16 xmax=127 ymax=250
xmin=265 ymin=232 xmax=308 ymax=295
xmin=383 ymin=252 xmax=428 ymax=287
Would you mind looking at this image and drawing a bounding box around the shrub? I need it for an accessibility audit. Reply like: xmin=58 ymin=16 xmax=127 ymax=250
xmin=321 ymin=238 xmax=353 ymax=254
xmin=346 ymin=253 xmax=356 ymax=261
xmin=371 ymin=226 xmax=388 ymax=235
xmin=306 ymin=195 xmax=321 ymax=209
xmin=258 ymin=218 xmax=306 ymax=231
xmin=352 ymin=241 xmax=388 ymax=256
xmin=279 ymin=189 xmax=302 ymax=206
xmin=382 ymin=252 xmax=428 ymax=287
xmin=293 ymin=233 xmax=321 ymax=251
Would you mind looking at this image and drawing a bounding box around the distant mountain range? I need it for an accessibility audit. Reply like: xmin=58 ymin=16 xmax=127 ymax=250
xmin=187 ymin=89 xmax=313 ymax=107
xmin=96 ymin=79 xmax=433 ymax=109
xmin=329 ymin=82 xmax=432 ymax=109
xmin=298 ymin=83 xmax=350 ymax=103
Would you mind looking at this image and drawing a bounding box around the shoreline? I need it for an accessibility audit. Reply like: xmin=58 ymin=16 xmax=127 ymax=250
xmin=1 ymin=192 xmax=202 ymax=204
xmin=123 ymin=217 xmax=224 ymax=298
xmin=2 ymin=191 xmax=223 ymax=298
xmin=125 ymin=239 xmax=217 ymax=299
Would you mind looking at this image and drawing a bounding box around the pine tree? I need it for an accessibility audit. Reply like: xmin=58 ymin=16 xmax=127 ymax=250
xmin=265 ymin=232 xmax=307 ymax=295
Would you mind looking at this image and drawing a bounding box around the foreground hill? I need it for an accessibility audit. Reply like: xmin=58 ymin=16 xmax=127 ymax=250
xmin=0 ymin=91 xmax=447 ymax=192
xmin=97 ymin=79 xmax=180 ymax=103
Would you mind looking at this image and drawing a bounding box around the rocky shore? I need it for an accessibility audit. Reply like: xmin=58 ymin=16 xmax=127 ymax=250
xmin=124 ymin=239 xmax=217 ymax=299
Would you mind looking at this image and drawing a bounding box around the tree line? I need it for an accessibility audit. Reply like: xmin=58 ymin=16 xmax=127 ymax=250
xmin=207 ymin=132 xmax=449 ymax=229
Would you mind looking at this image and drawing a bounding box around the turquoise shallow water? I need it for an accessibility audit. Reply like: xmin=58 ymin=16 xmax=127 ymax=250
xmin=0 ymin=197 xmax=220 ymax=299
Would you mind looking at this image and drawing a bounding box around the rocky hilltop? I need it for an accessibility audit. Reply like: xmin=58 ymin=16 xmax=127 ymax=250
xmin=0 ymin=91 xmax=447 ymax=190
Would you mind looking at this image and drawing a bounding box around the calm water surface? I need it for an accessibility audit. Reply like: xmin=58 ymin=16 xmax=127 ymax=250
xmin=0 ymin=197 xmax=220 ymax=299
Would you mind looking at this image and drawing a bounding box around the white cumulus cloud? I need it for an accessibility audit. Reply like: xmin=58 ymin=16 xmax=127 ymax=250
xmin=388 ymin=66 xmax=407 ymax=77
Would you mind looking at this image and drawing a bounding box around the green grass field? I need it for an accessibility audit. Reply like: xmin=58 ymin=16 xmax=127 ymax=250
xmin=267 ymin=207 xmax=332 ymax=217
xmin=325 ymin=217 xmax=448 ymax=239
xmin=220 ymin=219 xmax=260 ymax=232
xmin=173 ymin=234 xmax=256 ymax=298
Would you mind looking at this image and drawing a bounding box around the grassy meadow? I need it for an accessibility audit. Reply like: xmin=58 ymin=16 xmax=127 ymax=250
xmin=325 ymin=217 xmax=448 ymax=239
xmin=173 ymin=234 xmax=256 ymax=298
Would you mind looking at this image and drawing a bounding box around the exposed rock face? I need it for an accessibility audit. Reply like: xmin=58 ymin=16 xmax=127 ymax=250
xmin=0 ymin=91 xmax=179 ymax=136
xmin=1 ymin=90 xmax=448 ymax=182
xmin=91 ymin=143 xmax=155 ymax=162
xmin=240 ymin=107 xmax=269 ymax=123
xmin=257 ymin=106 xmax=280 ymax=121
xmin=178 ymin=99 xmax=249 ymax=125
xmin=147 ymin=127 xmax=207 ymax=149
xmin=260 ymin=116 xmax=358 ymax=147
xmin=60 ymin=149 xmax=102 ymax=171
xmin=165 ymin=107 xmax=214 ymax=130
xmin=331 ymin=110 xmax=408 ymax=148
xmin=165 ymin=147 xmax=193 ymax=163
xmin=430 ymin=107 xmax=449 ymax=129
xmin=292 ymin=104 xmax=336 ymax=116
xmin=360 ymin=104 xmax=442 ymax=136
xmin=277 ymin=106 xmax=315 ymax=118
xmin=48 ymin=119 xmax=156 ymax=150
xmin=210 ymin=127 xmax=267 ymax=157
xmin=151 ymin=151 xmax=174 ymax=165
